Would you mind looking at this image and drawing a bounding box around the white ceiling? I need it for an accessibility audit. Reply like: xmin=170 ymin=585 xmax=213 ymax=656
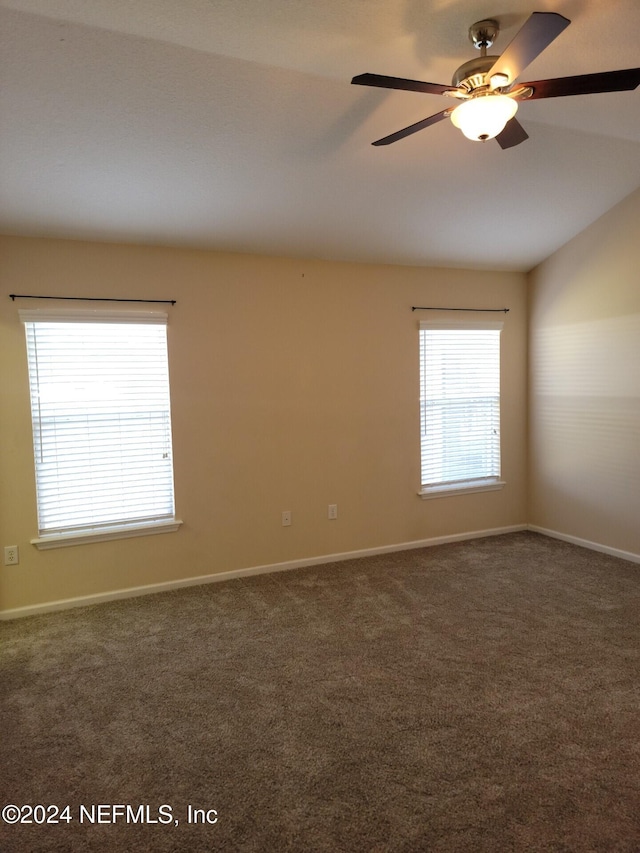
xmin=1 ymin=0 xmax=639 ymax=271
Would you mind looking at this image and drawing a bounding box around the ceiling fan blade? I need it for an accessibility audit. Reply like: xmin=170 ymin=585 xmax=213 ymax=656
xmin=372 ymin=109 xmax=450 ymax=146
xmin=521 ymin=68 xmax=640 ymax=99
xmin=495 ymin=118 xmax=529 ymax=149
xmin=352 ymin=73 xmax=453 ymax=97
xmin=487 ymin=12 xmax=570 ymax=85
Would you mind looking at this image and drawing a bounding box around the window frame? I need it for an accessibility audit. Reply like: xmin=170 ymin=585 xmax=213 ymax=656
xmin=418 ymin=318 xmax=506 ymax=500
xmin=20 ymin=308 xmax=182 ymax=549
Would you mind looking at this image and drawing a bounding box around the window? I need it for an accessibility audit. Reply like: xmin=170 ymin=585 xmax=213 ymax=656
xmin=419 ymin=319 xmax=504 ymax=498
xmin=21 ymin=309 xmax=181 ymax=548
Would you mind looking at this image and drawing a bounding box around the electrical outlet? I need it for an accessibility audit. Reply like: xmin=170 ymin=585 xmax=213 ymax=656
xmin=4 ymin=545 xmax=19 ymax=566
xmin=282 ymin=510 xmax=292 ymax=527
xmin=328 ymin=504 xmax=338 ymax=520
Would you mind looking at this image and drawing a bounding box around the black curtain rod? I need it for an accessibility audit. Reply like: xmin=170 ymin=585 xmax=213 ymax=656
xmin=412 ymin=306 xmax=508 ymax=313
xmin=10 ymin=294 xmax=176 ymax=305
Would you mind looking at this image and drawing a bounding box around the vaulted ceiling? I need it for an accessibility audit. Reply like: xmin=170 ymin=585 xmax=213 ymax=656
xmin=1 ymin=0 xmax=639 ymax=271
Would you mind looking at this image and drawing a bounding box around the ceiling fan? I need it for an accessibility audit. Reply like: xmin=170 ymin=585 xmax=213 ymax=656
xmin=351 ymin=12 xmax=640 ymax=148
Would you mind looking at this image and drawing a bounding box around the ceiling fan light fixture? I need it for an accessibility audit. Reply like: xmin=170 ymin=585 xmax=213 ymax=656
xmin=489 ymin=72 xmax=510 ymax=90
xmin=450 ymin=94 xmax=518 ymax=141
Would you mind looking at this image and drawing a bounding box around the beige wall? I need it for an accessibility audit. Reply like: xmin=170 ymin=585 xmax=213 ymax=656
xmin=0 ymin=236 xmax=527 ymax=613
xmin=528 ymin=187 xmax=640 ymax=556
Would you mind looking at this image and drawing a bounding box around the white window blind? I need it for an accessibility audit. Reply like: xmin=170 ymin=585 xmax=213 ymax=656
xmin=419 ymin=320 xmax=503 ymax=494
xmin=21 ymin=310 xmax=177 ymax=540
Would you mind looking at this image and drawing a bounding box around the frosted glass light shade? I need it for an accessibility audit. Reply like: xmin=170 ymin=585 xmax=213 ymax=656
xmin=451 ymin=95 xmax=518 ymax=141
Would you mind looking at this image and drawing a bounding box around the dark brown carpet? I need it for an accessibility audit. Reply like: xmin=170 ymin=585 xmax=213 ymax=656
xmin=1 ymin=531 xmax=639 ymax=852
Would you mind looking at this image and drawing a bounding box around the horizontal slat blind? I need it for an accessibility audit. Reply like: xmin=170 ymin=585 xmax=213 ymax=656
xmin=22 ymin=315 xmax=175 ymax=535
xmin=420 ymin=322 xmax=501 ymax=489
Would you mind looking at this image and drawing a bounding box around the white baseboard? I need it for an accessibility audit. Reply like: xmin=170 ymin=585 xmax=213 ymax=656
xmin=0 ymin=524 xmax=526 ymax=621
xmin=527 ymin=525 xmax=640 ymax=565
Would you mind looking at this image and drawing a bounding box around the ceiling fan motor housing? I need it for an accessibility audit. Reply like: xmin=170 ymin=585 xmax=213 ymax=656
xmin=452 ymin=56 xmax=499 ymax=92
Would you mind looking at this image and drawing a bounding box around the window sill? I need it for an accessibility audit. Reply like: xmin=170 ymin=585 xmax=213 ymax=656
xmin=418 ymin=479 xmax=505 ymax=500
xmin=31 ymin=519 xmax=183 ymax=550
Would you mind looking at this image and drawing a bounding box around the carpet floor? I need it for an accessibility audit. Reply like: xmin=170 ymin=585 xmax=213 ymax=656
xmin=1 ymin=531 xmax=639 ymax=852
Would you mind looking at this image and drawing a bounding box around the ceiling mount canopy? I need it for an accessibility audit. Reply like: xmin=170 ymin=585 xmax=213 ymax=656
xmin=468 ymin=19 xmax=500 ymax=52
